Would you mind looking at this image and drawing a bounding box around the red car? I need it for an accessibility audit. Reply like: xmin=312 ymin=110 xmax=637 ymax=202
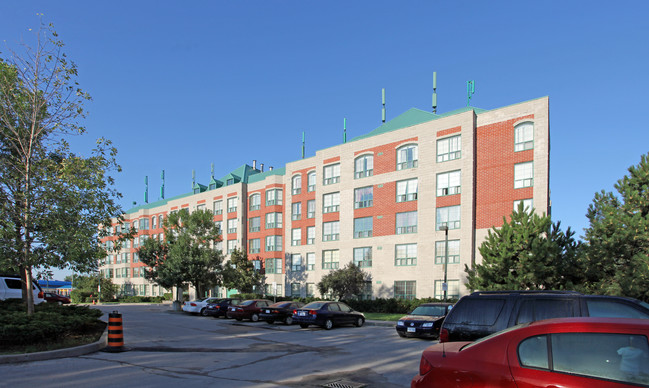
xmin=412 ymin=317 xmax=649 ymax=388
xmin=42 ymin=292 xmax=71 ymax=304
xmin=227 ymin=299 xmax=273 ymax=322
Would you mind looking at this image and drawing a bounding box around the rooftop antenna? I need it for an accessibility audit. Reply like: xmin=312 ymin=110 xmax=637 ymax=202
xmin=432 ymin=71 xmax=438 ymax=114
xmin=192 ymin=169 xmax=195 ymax=189
xmin=381 ymin=88 xmax=386 ymax=123
xmin=160 ymin=170 xmax=165 ymax=200
xmin=144 ymin=176 xmax=149 ymax=204
xmin=343 ymin=118 xmax=347 ymax=143
xmin=211 ymin=163 xmax=215 ymax=179
xmin=301 ymin=131 xmax=305 ymax=159
xmin=466 ymin=80 xmax=475 ymax=106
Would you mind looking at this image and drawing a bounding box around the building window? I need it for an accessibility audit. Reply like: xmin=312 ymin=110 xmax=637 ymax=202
xmin=354 ymin=217 xmax=373 ymax=238
xmin=266 ymin=189 xmax=283 ymax=206
xmin=323 ymin=192 xmax=340 ymax=213
xmin=434 ymin=280 xmax=459 ymax=299
xmin=291 ymin=202 xmax=302 ymax=221
xmin=306 ymin=282 xmax=315 ymax=297
xmin=227 ymin=218 xmax=237 ymax=234
xmin=354 ymin=154 xmax=374 ymax=179
xmin=292 ymin=175 xmax=302 ymax=195
xmin=291 ymin=228 xmax=302 ymax=246
xmin=395 ymin=243 xmax=417 ymax=266
xmin=396 ymin=179 xmax=418 ymax=202
xmin=437 ymin=170 xmax=461 ymax=196
xmin=307 ymin=171 xmax=316 ymax=192
xmin=249 ymin=217 xmax=260 ymax=233
xmin=214 ymin=221 xmax=222 ymax=234
xmin=249 ymin=193 xmax=261 ymax=211
xmin=394 ymin=280 xmax=416 ymax=300
xmin=291 ymin=283 xmax=301 ymax=297
xmin=227 ymin=197 xmax=237 ymax=213
xmin=196 ymin=204 xmax=206 ymax=213
xmin=354 ymin=186 xmax=373 ymax=209
xmin=353 ymin=247 xmax=372 ymax=268
xmin=265 ymin=257 xmax=282 ymax=274
xmin=158 ymin=215 xmax=163 ymax=228
xmin=307 ymin=199 xmax=316 ymax=218
xmin=265 ymin=235 xmax=282 ymax=252
xmin=515 ymin=122 xmax=534 ymax=152
xmin=514 ymin=198 xmax=534 ymax=213
xmin=515 ymin=162 xmax=534 ymax=188
xmin=227 ymin=240 xmax=237 ymax=254
xmin=265 ymin=212 xmax=282 ymax=229
xmin=436 ymin=205 xmax=460 ymax=230
xmin=152 ymin=216 xmax=157 ymax=229
xmin=435 ymin=240 xmax=460 ymax=264
xmin=307 ymin=226 xmax=315 ymax=245
xmin=306 ymin=252 xmax=315 ymax=271
xmin=212 ymin=200 xmax=222 ymax=215
xmin=323 ymin=221 xmax=340 ymax=241
xmin=249 ymin=238 xmax=261 ymax=254
xmin=397 ymin=144 xmax=418 ymax=170
xmin=140 ymin=218 xmax=149 ymax=230
xmin=322 ymin=249 xmax=339 ymax=270
xmin=396 ymin=211 xmax=417 ymax=234
xmin=437 ymin=135 xmax=461 ymax=162
xmin=290 ymin=254 xmax=302 ymax=271
xmin=323 ymin=163 xmax=340 ymax=185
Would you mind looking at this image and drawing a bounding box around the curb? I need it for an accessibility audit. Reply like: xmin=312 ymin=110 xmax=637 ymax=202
xmin=0 ymin=326 xmax=107 ymax=364
xmin=365 ymin=320 xmax=395 ymax=327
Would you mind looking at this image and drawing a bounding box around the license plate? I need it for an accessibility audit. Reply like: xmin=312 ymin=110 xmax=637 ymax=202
xmin=265 ymin=310 xmax=270 ymax=314
xmin=230 ymin=307 xmax=235 ymax=311
xmin=298 ymin=311 xmax=306 ymax=316
xmin=407 ymin=327 xmax=416 ymax=333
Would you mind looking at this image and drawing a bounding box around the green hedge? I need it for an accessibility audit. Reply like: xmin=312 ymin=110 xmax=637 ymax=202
xmin=0 ymin=299 xmax=104 ymax=346
xmin=117 ymin=296 xmax=165 ymax=303
xmin=344 ymin=297 xmax=458 ymax=314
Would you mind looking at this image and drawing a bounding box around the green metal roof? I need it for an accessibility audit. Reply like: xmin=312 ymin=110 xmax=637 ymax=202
xmin=247 ymin=166 xmax=286 ymax=184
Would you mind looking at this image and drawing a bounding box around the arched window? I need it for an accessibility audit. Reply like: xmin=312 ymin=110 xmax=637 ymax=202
xmin=307 ymin=171 xmax=316 ymax=192
xmin=249 ymin=193 xmax=261 ymax=211
xmin=292 ymin=175 xmax=302 ymax=195
xmin=514 ymin=122 xmax=534 ymax=151
xmin=397 ymin=144 xmax=418 ymax=170
xmin=355 ymin=154 xmax=374 ymax=178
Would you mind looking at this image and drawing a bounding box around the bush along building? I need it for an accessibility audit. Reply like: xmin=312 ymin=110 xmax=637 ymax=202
xmin=99 ymin=96 xmax=549 ymax=300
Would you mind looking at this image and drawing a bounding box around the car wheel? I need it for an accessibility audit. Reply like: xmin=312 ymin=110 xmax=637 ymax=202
xmin=251 ymin=313 xmax=259 ymax=322
xmin=324 ymin=319 xmax=333 ymax=330
xmin=354 ymin=317 xmax=364 ymax=327
xmin=235 ymin=317 xmax=242 ymax=321
xmin=299 ymin=323 xmax=309 ymax=329
xmin=200 ymin=308 xmax=208 ymax=316
xmin=284 ymin=316 xmax=293 ymax=325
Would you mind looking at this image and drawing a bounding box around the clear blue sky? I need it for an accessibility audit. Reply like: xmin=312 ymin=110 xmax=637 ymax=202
xmin=2 ymin=1 xmax=648 ymax=280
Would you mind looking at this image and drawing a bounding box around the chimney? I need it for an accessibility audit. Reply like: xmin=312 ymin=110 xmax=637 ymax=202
xmin=252 ymin=160 xmax=257 ymax=170
xmin=269 ymin=166 xmax=274 ymax=171
xmin=260 ymin=163 xmax=264 ymax=172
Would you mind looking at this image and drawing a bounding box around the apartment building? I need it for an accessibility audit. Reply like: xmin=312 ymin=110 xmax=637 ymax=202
xmin=99 ymin=96 xmax=549 ymax=300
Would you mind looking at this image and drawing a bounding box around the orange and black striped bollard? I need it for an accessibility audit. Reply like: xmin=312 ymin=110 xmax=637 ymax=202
xmin=105 ymin=310 xmax=126 ymax=352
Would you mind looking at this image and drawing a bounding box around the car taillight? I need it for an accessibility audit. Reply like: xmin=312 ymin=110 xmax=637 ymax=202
xmin=38 ymin=291 xmax=44 ymax=298
xmin=309 ymin=310 xmax=317 ymax=316
xmin=293 ymin=309 xmax=297 ymax=314
xmin=190 ymin=303 xmax=197 ymax=306
xmin=439 ymin=328 xmax=449 ymax=343
xmin=419 ymin=355 xmax=433 ymax=375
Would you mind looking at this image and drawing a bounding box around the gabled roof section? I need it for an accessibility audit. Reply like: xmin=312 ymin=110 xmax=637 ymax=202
xmin=208 ymin=177 xmax=223 ymax=190
xmin=192 ymin=183 xmax=207 ymax=194
xmin=247 ymin=166 xmax=286 ymax=184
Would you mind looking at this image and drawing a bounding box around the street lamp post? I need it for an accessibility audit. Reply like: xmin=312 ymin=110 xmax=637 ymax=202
xmin=440 ymin=225 xmax=449 ymax=302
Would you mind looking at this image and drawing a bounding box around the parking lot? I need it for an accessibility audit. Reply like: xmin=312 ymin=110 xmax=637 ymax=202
xmin=0 ymin=304 xmax=434 ymax=387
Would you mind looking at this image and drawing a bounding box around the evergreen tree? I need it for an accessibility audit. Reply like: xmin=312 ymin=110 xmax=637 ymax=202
xmin=466 ymin=204 xmax=584 ymax=291
xmin=222 ymin=248 xmax=265 ymax=294
xmin=583 ymin=153 xmax=649 ymax=301
xmin=317 ymin=263 xmax=369 ymax=301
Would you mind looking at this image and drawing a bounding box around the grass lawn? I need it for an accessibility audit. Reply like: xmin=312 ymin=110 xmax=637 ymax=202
xmin=363 ymin=312 xmax=403 ymax=321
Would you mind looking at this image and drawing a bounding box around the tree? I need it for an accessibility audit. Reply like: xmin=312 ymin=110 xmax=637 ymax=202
xmin=582 ymin=153 xmax=649 ymax=302
xmin=69 ymin=274 xmax=118 ymax=303
xmin=222 ymin=248 xmax=265 ymax=294
xmin=317 ymin=263 xmax=369 ymax=301
xmin=465 ymin=204 xmax=584 ymax=291
xmin=138 ymin=209 xmax=225 ymax=300
xmin=0 ymin=19 xmax=124 ymax=314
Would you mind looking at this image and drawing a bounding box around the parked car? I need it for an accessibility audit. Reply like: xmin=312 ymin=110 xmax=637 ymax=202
xmin=43 ymin=292 xmax=71 ymax=304
xmin=182 ymin=297 xmax=221 ymax=316
xmin=396 ymin=302 xmax=453 ymax=339
xmin=0 ymin=275 xmax=44 ymax=304
xmin=293 ymin=301 xmax=365 ymax=330
xmin=204 ymin=298 xmax=242 ymax=318
xmin=228 ymin=299 xmax=273 ymax=322
xmin=260 ymin=301 xmax=305 ymax=325
xmin=412 ymin=317 xmax=649 ymax=387
xmin=440 ymin=290 xmax=649 ymax=342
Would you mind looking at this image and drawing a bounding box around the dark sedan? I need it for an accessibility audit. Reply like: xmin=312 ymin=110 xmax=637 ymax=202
xmin=205 ymin=298 xmax=242 ymax=318
xmin=43 ymin=292 xmax=71 ymax=304
xmin=260 ymin=301 xmax=305 ymax=325
xmin=293 ymin=301 xmax=365 ymax=330
xmin=395 ymin=303 xmax=452 ymax=339
xmin=228 ymin=299 xmax=273 ymax=322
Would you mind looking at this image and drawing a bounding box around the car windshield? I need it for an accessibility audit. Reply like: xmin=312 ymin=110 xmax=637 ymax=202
xmin=411 ymin=305 xmax=447 ymax=316
xmin=461 ymin=322 xmax=532 ymax=351
xmin=240 ymin=300 xmax=255 ymax=306
xmin=303 ymin=302 xmax=326 ymax=309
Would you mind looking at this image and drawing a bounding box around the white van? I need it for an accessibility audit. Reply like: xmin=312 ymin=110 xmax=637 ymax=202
xmin=0 ymin=275 xmax=45 ymax=304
